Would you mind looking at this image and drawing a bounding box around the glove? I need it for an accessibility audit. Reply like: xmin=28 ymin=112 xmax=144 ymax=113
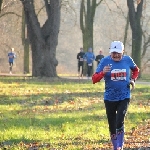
xmin=130 ymin=79 xmax=135 ymax=91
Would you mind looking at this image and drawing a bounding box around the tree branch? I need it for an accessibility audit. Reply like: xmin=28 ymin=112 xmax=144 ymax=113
xmin=0 ymin=0 xmax=3 ymax=12
xmin=37 ymin=5 xmax=45 ymax=16
xmin=21 ymin=0 xmax=44 ymax=44
xmin=80 ymin=0 xmax=85 ymax=33
xmin=111 ymin=0 xmax=126 ymax=18
xmin=103 ymin=0 xmax=111 ymax=11
xmin=0 ymin=11 xmax=21 ymax=18
xmin=96 ymin=0 xmax=103 ymax=7
xmin=127 ymin=0 xmax=136 ymax=32
xmin=44 ymin=0 xmax=51 ymax=18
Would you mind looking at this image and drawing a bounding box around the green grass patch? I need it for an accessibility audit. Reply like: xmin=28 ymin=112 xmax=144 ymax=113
xmin=0 ymin=77 xmax=149 ymax=149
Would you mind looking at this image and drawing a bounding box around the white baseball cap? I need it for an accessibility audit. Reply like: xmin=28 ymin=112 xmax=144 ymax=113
xmin=109 ymin=41 xmax=124 ymax=53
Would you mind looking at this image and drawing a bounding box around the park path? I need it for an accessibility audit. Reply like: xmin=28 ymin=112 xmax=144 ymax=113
xmin=61 ymin=76 xmax=150 ymax=85
xmin=0 ymin=73 xmax=149 ymax=85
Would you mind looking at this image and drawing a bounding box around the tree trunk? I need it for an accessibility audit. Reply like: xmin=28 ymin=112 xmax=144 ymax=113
xmin=80 ymin=0 xmax=97 ymax=52
xmin=24 ymin=39 xmax=30 ymax=74
xmin=21 ymin=0 xmax=60 ymax=77
xmin=80 ymin=0 xmax=101 ymax=75
xmin=123 ymin=11 xmax=129 ymax=54
xmin=127 ymin=0 xmax=143 ymax=77
xmin=22 ymin=8 xmax=30 ymax=74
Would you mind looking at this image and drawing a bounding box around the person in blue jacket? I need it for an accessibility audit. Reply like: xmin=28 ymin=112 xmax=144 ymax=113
xmin=84 ymin=47 xmax=95 ymax=78
xmin=8 ymin=48 xmax=16 ymax=74
xmin=92 ymin=41 xmax=139 ymax=150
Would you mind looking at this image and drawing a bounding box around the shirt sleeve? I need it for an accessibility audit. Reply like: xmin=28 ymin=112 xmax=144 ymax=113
xmin=92 ymin=71 xmax=105 ymax=84
xmin=93 ymin=53 xmax=96 ymax=60
xmin=92 ymin=58 xmax=105 ymax=84
xmin=95 ymin=58 xmax=105 ymax=73
xmin=95 ymin=56 xmax=98 ymax=61
xmin=83 ymin=53 xmax=86 ymax=59
xmin=77 ymin=53 xmax=79 ymax=59
xmin=128 ymin=56 xmax=139 ymax=80
xmin=131 ymin=66 xmax=139 ymax=80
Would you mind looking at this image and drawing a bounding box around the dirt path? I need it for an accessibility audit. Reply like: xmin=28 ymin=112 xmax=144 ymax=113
xmin=60 ymin=76 xmax=150 ymax=85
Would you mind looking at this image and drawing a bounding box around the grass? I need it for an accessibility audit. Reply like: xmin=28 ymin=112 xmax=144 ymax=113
xmin=139 ymin=73 xmax=150 ymax=81
xmin=0 ymin=77 xmax=150 ymax=149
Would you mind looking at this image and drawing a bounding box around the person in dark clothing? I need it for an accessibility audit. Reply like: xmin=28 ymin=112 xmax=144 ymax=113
xmin=77 ymin=48 xmax=85 ymax=77
xmin=95 ymin=50 xmax=104 ymax=66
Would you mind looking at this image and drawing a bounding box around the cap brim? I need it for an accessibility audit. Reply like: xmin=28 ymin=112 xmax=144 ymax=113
xmin=109 ymin=49 xmax=123 ymax=53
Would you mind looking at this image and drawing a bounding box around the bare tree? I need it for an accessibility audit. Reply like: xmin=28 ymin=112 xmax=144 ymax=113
xmin=20 ymin=0 xmax=61 ymax=77
xmin=80 ymin=0 xmax=103 ymax=75
xmin=80 ymin=0 xmax=103 ymax=52
xmin=127 ymin=0 xmax=143 ymax=76
xmin=22 ymin=8 xmax=30 ymax=74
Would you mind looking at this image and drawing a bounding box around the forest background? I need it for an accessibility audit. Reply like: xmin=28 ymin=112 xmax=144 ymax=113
xmin=0 ymin=0 xmax=150 ymax=76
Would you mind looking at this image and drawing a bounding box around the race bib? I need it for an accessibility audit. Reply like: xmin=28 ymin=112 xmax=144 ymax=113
xmin=80 ymin=58 xmax=83 ymax=61
xmin=111 ymin=69 xmax=126 ymax=81
xmin=88 ymin=63 xmax=92 ymax=66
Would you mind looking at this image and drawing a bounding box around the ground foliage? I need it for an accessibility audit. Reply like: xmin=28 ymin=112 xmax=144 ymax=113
xmin=0 ymin=77 xmax=150 ymax=150
xmin=1 ymin=120 xmax=149 ymax=150
xmin=1 ymin=122 xmax=149 ymax=150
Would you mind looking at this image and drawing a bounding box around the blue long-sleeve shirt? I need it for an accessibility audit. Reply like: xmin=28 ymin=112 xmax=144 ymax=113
xmin=96 ymin=55 xmax=137 ymax=101
xmin=8 ymin=52 xmax=16 ymax=63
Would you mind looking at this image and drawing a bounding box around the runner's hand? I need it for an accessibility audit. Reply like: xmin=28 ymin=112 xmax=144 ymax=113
xmin=130 ymin=79 xmax=135 ymax=91
xmin=103 ymin=66 xmax=111 ymax=74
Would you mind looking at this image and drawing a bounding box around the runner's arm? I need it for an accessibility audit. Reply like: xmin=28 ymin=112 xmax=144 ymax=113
xmin=92 ymin=71 xmax=105 ymax=84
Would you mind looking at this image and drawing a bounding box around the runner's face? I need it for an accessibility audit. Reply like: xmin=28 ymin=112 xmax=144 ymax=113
xmin=110 ymin=52 xmax=123 ymax=61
